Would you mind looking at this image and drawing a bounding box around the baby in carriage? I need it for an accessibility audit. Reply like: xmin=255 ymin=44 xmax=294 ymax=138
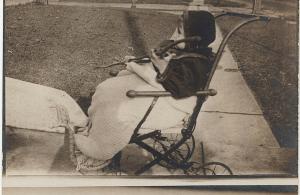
xmin=71 ymin=10 xmax=216 ymax=170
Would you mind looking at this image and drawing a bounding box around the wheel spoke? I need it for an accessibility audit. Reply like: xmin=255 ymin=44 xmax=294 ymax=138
xmin=150 ymin=133 xmax=196 ymax=169
xmin=222 ymin=168 xmax=226 ymax=174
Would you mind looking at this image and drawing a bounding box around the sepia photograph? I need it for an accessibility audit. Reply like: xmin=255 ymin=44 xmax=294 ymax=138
xmin=3 ymin=0 xmax=298 ymax=177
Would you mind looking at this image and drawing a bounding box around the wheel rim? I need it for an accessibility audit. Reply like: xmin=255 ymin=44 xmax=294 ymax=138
xmin=202 ymin=162 xmax=233 ymax=175
xmin=186 ymin=161 xmax=233 ymax=176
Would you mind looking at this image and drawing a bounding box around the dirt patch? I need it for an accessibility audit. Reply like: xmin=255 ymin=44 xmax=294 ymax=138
xmin=5 ymin=4 xmax=177 ymax=109
xmin=217 ymin=16 xmax=298 ymax=148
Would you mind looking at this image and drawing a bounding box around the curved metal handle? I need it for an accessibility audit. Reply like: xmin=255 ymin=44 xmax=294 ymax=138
xmin=96 ymin=36 xmax=203 ymax=69
xmin=215 ymin=11 xmax=271 ymax=21
xmin=204 ymin=16 xmax=270 ymax=90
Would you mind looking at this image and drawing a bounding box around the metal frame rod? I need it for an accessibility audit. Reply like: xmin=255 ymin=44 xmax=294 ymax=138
xmin=130 ymin=130 xmax=160 ymax=143
xmin=214 ymin=12 xmax=229 ymax=19
xmin=200 ymin=142 xmax=206 ymax=175
xmin=96 ymin=36 xmax=202 ymax=69
xmin=215 ymin=11 xmax=269 ymax=21
xmin=126 ymin=89 xmax=217 ymax=98
xmin=134 ymin=134 xmax=190 ymax=175
xmin=130 ymin=97 xmax=158 ymax=139
xmin=204 ymin=16 xmax=269 ymax=90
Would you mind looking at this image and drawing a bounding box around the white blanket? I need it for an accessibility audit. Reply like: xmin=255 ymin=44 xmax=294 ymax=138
xmin=5 ymin=77 xmax=88 ymax=133
xmin=74 ymin=62 xmax=196 ymax=160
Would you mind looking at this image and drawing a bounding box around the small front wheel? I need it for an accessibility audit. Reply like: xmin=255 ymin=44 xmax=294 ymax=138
xmin=186 ymin=161 xmax=233 ymax=176
xmin=202 ymin=162 xmax=233 ymax=175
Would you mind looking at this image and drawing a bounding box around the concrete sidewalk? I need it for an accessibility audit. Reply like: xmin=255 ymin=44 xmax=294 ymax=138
xmin=5 ymin=3 xmax=296 ymax=176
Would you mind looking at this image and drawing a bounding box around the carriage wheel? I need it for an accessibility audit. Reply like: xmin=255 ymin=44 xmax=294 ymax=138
xmin=152 ymin=133 xmax=195 ymax=169
xmin=202 ymin=162 xmax=233 ymax=175
xmin=186 ymin=161 xmax=233 ymax=175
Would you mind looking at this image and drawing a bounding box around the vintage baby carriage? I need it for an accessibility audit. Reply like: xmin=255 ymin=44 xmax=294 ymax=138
xmin=63 ymin=11 xmax=270 ymax=176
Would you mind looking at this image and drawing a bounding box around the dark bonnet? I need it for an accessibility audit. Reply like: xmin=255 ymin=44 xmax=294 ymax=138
xmin=183 ymin=10 xmax=216 ymax=48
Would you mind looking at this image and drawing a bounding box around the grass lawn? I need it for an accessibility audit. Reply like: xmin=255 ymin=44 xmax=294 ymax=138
xmin=5 ymin=4 xmax=177 ymax=111
xmin=217 ymin=16 xmax=298 ymax=148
